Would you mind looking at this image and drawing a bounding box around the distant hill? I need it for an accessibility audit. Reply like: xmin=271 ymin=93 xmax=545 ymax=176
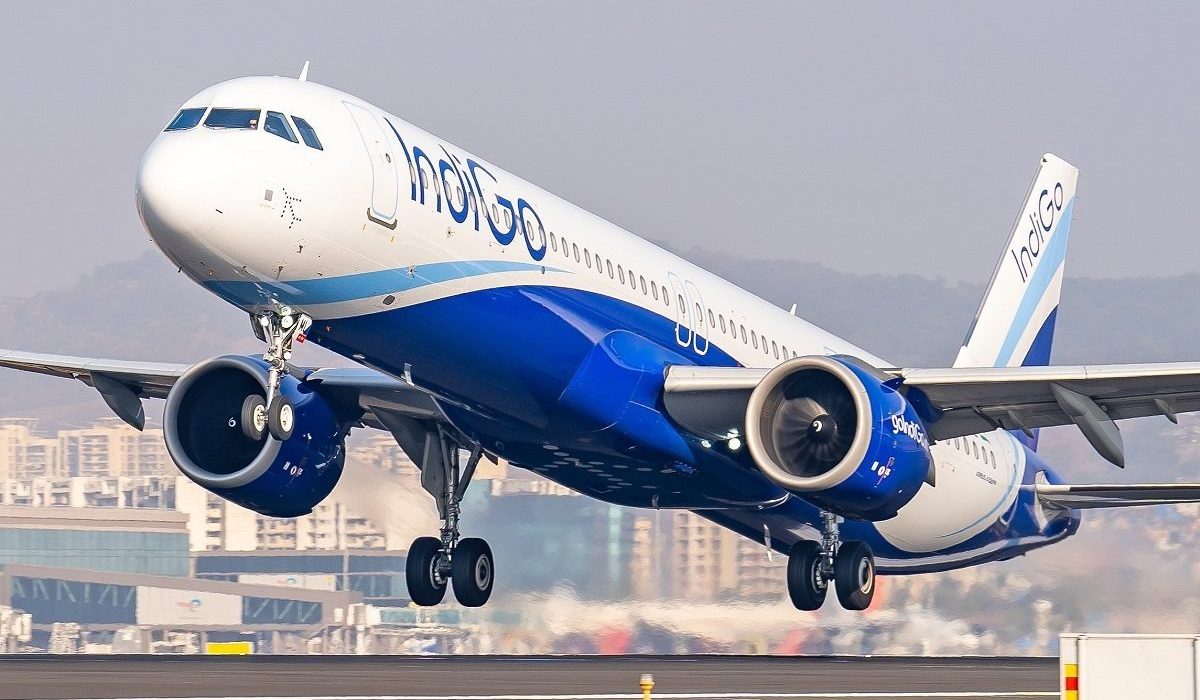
xmin=2 ymin=247 xmax=1199 ymax=432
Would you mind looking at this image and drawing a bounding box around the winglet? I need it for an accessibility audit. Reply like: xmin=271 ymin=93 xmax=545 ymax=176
xmin=298 ymin=60 xmax=310 ymax=82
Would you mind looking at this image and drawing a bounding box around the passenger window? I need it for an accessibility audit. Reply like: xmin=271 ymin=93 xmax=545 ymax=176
xmin=772 ymin=340 xmax=779 ymax=358
xmin=264 ymin=112 xmax=298 ymax=143
xmin=751 ymin=331 xmax=758 ymax=349
xmin=740 ymin=325 xmax=747 ymax=342
xmin=606 ymin=259 xmax=614 ymax=278
xmin=618 ymin=265 xmax=625 ymax=284
xmin=204 ymin=108 xmax=261 ymax=129
xmin=719 ymin=314 xmax=727 ymax=333
xmin=550 ymin=234 xmax=558 ymax=252
xmin=781 ymin=345 xmax=788 ymax=358
xmin=584 ymin=249 xmax=591 ymax=268
xmin=663 ymin=286 xmax=670 ymax=305
xmin=708 ymin=309 xmax=715 ymax=328
xmin=491 ymin=203 xmax=499 ymax=220
xmin=164 ymin=107 xmax=205 ymax=132
xmin=573 ymin=243 xmax=580 ymax=262
xmin=291 ymin=116 xmax=324 ymax=150
xmin=973 ymin=443 xmax=979 ymax=459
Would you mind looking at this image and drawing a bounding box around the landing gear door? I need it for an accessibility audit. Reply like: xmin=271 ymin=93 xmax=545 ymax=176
xmin=344 ymin=102 xmax=399 ymax=230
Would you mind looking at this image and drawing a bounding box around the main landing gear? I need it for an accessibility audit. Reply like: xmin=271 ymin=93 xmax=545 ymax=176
xmin=405 ymin=429 xmax=495 ymax=608
xmin=244 ymin=306 xmax=311 ymax=442
xmin=787 ymin=511 xmax=876 ymax=611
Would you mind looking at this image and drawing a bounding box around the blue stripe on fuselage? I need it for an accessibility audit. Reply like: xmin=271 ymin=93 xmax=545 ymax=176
xmin=204 ymin=260 xmax=561 ymax=307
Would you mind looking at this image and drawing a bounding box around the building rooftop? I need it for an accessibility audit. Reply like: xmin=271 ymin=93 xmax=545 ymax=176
xmin=0 ymin=505 xmax=186 ymax=533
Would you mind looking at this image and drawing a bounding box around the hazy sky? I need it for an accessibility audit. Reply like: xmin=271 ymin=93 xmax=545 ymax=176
xmin=1 ymin=2 xmax=1198 ymax=297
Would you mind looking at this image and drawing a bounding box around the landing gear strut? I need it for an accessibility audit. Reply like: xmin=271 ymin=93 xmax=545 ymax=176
xmin=786 ymin=511 xmax=876 ymax=611
xmin=249 ymin=306 xmax=311 ymax=442
xmin=405 ymin=428 xmax=494 ymax=607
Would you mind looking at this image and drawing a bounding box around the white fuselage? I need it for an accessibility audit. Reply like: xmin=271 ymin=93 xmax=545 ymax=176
xmin=136 ymin=76 xmax=1037 ymax=564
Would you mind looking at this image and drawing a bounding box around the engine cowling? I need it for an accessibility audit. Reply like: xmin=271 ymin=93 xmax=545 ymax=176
xmin=744 ymin=355 xmax=931 ymax=520
xmin=163 ymin=355 xmax=349 ymax=518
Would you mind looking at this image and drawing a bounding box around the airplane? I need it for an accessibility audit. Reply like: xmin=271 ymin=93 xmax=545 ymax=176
xmin=5 ymin=69 xmax=1200 ymax=612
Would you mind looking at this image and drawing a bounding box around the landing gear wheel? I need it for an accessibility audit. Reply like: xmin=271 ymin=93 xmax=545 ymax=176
xmin=267 ymin=395 xmax=294 ymax=441
xmin=786 ymin=540 xmax=827 ymax=611
xmin=834 ymin=540 xmax=876 ymax=610
xmin=406 ymin=536 xmax=447 ymax=606
xmin=451 ymin=537 xmax=494 ymax=608
xmin=240 ymin=395 xmax=266 ymax=441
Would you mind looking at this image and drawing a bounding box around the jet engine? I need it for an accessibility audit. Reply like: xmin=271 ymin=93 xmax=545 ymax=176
xmin=163 ymin=355 xmax=351 ymax=517
xmin=744 ymin=355 xmax=932 ymax=520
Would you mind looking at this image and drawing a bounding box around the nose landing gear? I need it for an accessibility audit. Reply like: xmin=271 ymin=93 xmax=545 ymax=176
xmin=251 ymin=306 xmax=311 ymax=442
xmin=786 ymin=511 xmax=876 ymax=611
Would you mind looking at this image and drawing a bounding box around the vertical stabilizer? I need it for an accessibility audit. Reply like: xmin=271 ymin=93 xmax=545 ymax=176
xmin=954 ymin=154 xmax=1078 ymax=370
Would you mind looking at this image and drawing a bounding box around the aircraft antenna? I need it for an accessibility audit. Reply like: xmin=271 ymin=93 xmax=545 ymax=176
xmin=298 ymin=61 xmax=310 ymax=82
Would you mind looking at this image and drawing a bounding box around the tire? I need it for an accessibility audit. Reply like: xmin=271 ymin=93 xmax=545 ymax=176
xmin=406 ymin=536 xmax=447 ymax=606
xmin=240 ymin=395 xmax=266 ymax=441
xmin=451 ymin=537 xmax=495 ymax=608
xmin=834 ymin=540 xmax=876 ymax=611
xmin=786 ymin=540 xmax=827 ymax=611
xmin=267 ymin=395 xmax=294 ymax=441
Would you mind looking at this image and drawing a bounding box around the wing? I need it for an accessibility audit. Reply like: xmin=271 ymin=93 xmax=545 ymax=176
xmin=0 ymin=348 xmax=188 ymax=399
xmin=663 ymin=360 xmax=1200 ymax=467
xmin=1035 ymin=482 xmax=1200 ymax=509
xmin=0 ymin=347 xmax=445 ymax=434
xmin=897 ymin=362 xmax=1200 ymax=436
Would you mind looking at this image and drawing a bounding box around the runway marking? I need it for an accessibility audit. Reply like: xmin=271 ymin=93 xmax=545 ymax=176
xmin=53 ymin=693 xmax=1060 ymax=700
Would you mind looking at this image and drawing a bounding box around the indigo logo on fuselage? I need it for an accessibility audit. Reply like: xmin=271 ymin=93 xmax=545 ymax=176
xmin=385 ymin=118 xmax=548 ymax=262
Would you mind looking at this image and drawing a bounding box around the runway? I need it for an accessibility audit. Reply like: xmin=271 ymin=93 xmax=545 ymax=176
xmin=0 ymin=656 xmax=1058 ymax=700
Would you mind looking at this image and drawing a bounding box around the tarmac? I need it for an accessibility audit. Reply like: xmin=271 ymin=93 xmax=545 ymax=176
xmin=0 ymin=655 xmax=1059 ymax=700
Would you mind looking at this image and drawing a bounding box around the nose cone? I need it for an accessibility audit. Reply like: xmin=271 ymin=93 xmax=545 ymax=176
xmin=136 ymin=136 xmax=220 ymax=255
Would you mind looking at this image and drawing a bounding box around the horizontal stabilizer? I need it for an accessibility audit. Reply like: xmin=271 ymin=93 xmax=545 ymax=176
xmin=1036 ymin=481 xmax=1200 ymax=510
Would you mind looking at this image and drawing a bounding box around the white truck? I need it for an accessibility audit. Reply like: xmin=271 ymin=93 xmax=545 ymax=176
xmin=1061 ymin=633 xmax=1200 ymax=699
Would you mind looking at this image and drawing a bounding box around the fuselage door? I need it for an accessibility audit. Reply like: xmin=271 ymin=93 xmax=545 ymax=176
xmin=344 ymin=102 xmax=399 ymax=229
xmin=684 ymin=279 xmax=709 ymax=356
xmin=668 ymin=272 xmax=692 ymax=349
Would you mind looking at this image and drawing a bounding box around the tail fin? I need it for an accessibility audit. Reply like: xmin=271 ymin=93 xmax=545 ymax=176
xmin=954 ymin=153 xmax=1079 ymax=370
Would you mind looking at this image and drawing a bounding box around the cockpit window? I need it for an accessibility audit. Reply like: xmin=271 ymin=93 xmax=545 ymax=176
xmin=264 ymin=111 xmax=298 ymax=143
xmin=291 ymin=116 xmax=324 ymax=150
xmin=164 ymin=108 xmax=205 ymax=132
xmin=204 ymin=108 xmax=261 ymax=130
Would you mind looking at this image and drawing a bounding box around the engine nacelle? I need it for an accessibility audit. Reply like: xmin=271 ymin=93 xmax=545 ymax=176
xmin=744 ymin=355 xmax=931 ymax=520
xmin=163 ymin=355 xmax=349 ymax=518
